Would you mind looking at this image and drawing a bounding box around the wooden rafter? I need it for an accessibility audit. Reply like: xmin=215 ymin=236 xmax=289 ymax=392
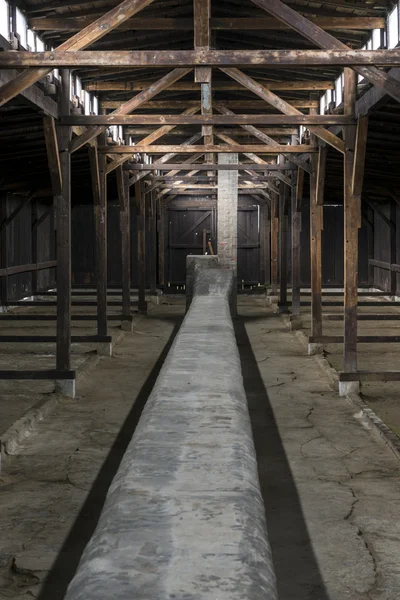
xmin=0 ymin=0 xmax=157 ymax=107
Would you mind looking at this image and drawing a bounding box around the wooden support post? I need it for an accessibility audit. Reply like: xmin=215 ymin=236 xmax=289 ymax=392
xmin=260 ymin=202 xmax=270 ymax=288
xmin=135 ymin=180 xmax=147 ymax=314
xmin=390 ymin=198 xmax=397 ymax=298
xmin=149 ymin=191 xmax=157 ymax=294
xmin=343 ymin=67 xmax=359 ymax=383
xmin=270 ymin=194 xmax=279 ymax=296
xmin=31 ymin=199 xmax=38 ymax=295
xmin=56 ymin=70 xmax=73 ymax=390
xmin=157 ymin=197 xmax=165 ymax=288
xmin=95 ymin=128 xmax=108 ymax=340
xmin=117 ymin=166 xmax=132 ymax=330
xmin=309 ymin=109 xmax=323 ymax=353
xmin=0 ymin=194 xmax=8 ymax=305
xmin=278 ymin=180 xmax=289 ymax=313
xmin=291 ymin=169 xmax=302 ymax=325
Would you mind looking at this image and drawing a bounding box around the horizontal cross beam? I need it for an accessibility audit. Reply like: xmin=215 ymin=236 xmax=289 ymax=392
xmin=1 ymin=49 xmax=400 ymax=68
xmin=30 ymin=16 xmax=386 ymax=32
xmin=100 ymin=144 xmax=316 ymax=154
xmin=87 ymin=80 xmax=334 ymax=92
xmin=128 ymin=163 xmax=297 ymax=171
xmin=100 ymin=99 xmax=320 ymax=110
xmin=60 ymin=115 xmax=354 ymax=126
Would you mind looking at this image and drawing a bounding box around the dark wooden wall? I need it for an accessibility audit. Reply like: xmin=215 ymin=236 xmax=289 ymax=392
xmin=0 ymin=194 xmax=55 ymax=302
xmin=300 ymin=197 xmax=370 ymax=287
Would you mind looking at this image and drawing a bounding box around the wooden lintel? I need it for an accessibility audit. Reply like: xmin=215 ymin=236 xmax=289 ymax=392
xmin=87 ymin=80 xmax=334 ymax=92
xmin=2 ymin=49 xmax=400 ymax=68
xmin=100 ymin=144 xmax=317 ymax=154
xmin=61 ymin=115 xmax=354 ymax=126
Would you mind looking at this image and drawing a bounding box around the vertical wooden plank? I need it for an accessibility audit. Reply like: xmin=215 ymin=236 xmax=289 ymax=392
xmin=0 ymin=194 xmax=8 ymax=305
xmin=135 ymin=180 xmax=147 ymax=314
xmin=259 ymin=202 xmax=270 ymax=287
xmin=117 ymin=166 xmax=132 ymax=326
xmin=149 ymin=191 xmax=157 ymax=294
xmin=310 ymin=107 xmax=323 ymax=342
xmin=270 ymin=193 xmax=279 ymax=295
xmin=390 ymin=198 xmax=397 ymax=297
xmin=157 ymin=196 xmax=165 ymax=287
xmin=279 ymin=181 xmax=289 ymax=312
xmin=93 ymin=128 xmax=108 ymax=336
xmin=31 ymin=198 xmax=38 ymax=294
xmin=343 ymin=67 xmax=358 ymax=374
xmin=56 ymin=69 xmax=72 ymax=371
xmin=291 ymin=170 xmax=302 ymax=321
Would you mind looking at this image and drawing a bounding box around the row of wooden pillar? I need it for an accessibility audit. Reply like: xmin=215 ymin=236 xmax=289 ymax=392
xmin=55 ymin=70 xmax=153 ymax=376
xmin=267 ymin=69 xmax=364 ymax=379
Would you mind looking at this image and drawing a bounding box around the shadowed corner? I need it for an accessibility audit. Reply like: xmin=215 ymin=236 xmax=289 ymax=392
xmin=36 ymin=313 xmax=183 ymax=600
xmin=234 ymin=317 xmax=330 ymax=600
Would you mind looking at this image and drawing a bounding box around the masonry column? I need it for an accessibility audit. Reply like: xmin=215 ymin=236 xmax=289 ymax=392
xmin=217 ymin=153 xmax=238 ymax=314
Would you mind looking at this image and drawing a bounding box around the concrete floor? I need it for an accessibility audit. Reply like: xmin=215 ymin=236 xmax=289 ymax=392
xmin=0 ymin=297 xmax=399 ymax=599
xmin=296 ymin=292 xmax=400 ymax=438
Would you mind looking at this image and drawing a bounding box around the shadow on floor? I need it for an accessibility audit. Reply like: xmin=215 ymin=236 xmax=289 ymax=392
xmin=37 ymin=314 xmax=183 ymax=600
xmin=235 ymin=318 xmax=330 ymax=600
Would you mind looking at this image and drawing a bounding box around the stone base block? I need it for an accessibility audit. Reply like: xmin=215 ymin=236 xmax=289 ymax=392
xmin=121 ymin=318 xmax=134 ymax=332
xmin=97 ymin=342 xmax=113 ymax=357
xmin=56 ymin=379 xmax=76 ymax=399
xmin=339 ymin=381 xmax=360 ymax=397
xmin=267 ymin=295 xmax=278 ymax=305
xmin=288 ymin=316 xmax=303 ymax=331
xmin=308 ymin=343 xmax=324 ymax=356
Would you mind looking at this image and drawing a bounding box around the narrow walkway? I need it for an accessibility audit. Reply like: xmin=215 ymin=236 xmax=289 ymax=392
xmin=0 ymin=303 xmax=182 ymax=600
xmin=238 ymin=297 xmax=400 ymax=600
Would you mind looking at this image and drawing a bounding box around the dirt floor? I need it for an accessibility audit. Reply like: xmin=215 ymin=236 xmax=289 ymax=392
xmin=0 ymin=296 xmax=399 ymax=599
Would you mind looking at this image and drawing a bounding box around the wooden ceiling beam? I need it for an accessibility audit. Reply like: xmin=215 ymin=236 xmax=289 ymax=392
xmin=61 ymin=114 xmax=354 ymax=126
xmin=100 ymin=144 xmax=317 ymax=154
xmin=70 ymin=67 xmax=192 ymax=152
xmin=105 ymin=104 xmax=200 ymax=174
xmin=2 ymin=49 xmax=400 ymax=68
xmin=249 ymin=0 xmax=400 ymax=104
xmin=87 ymin=80 xmax=334 ymax=92
xmin=99 ymin=100 xmax=320 ymax=109
xmin=0 ymin=0 xmax=157 ymax=107
xmin=221 ymin=67 xmax=345 ymax=153
xmin=29 ymin=16 xmax=386 ymax=32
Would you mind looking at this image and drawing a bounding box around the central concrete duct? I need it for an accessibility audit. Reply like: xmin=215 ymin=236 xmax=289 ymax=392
xmin=64 ymin=259 xmax=277 ymax=600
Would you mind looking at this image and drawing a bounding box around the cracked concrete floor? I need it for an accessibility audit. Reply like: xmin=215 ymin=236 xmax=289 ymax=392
xmin=0 ymin=296 xmax=399 ymax=600
xmin=0 ymin=301 xmax=183 ymax=600
xmin=238 ymin=297 xmax=400 ymax=600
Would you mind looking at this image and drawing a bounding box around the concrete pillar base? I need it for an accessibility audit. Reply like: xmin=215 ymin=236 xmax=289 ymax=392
xmin=308 ymin=343 xmax=324 ymax=356
xmin=97 ymin=342 xmax=113 ymax=357
xmin=147 ymin=294 xmax=160 ymax=305
xmin=121 ymin=318 xmax=134 ymax=332
xmin=56 ymin=379 xmax=76 ymax=399
xmin=267 ymin=295 xmax=279 ymax=305
xmin=289 ymin=316 xmax=303 ymax=331
xmin=339 ymin=381 xmax=360 ymax=397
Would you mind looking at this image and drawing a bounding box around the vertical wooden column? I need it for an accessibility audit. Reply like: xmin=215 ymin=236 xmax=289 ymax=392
xmin=0 ymin=194 xmax=8 ymax=306
xmin=117 ymin=166 xmax=132 ymax=330
xmin=31 ymin=199 xmax=38 ymax=295
xmin=343 ymin=68 xmax=359 ymax=382
xmin=390 ymin=198 xmax=397 ymax=298
xmin=291 ymin=166 xmax=303 ymax=327
xmin=309 ymin=108 xmax=323 ymax=353
xmin=149 ymin=191 xmax=157 ymax=294
xmin=270 ymin=193 xmax=279 ymax=297
xmin=278 ymin=181 xmax=289 ymax=313
xmin=259 ymin=202 xmax=270 ymax=288
xmin=157 ymin=196 xmax=165 ymax=288
xmin=135 ymin=180 xmax=147 ymax=314
xmin=56 ymin=69 xmax=73 ymax=391
xmin=94 ymin=128 xmax=108 ymax=339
